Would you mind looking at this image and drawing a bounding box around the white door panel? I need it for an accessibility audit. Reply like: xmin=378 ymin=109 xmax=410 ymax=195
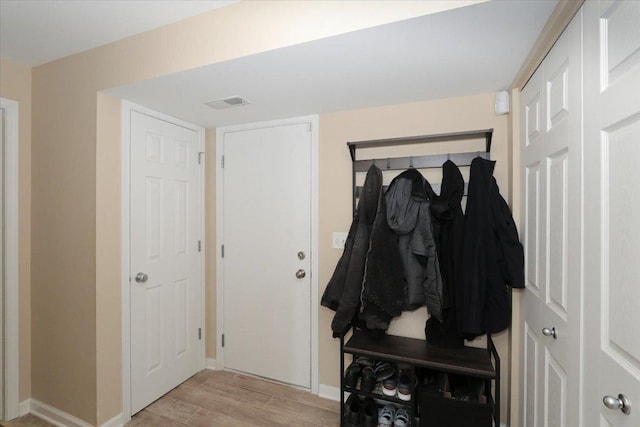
xmin=584 ymin=2 xmax=640 ymax=425
xmin=521 ymin=9 xmax=583 ymax=427
xmin=222 ymin=121 xmax=312 ymax=388
xmin=130 ymin=111 xmax=202 ymax=414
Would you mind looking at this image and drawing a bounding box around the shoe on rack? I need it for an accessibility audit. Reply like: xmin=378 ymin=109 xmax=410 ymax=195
xmin=361 ymin=397 xmax=378 ymax=427
xmin=382 ymin=373 xmax=398 ymax=397
xmin=393 ymin=408 xmax=410 ymax=427
xmin=378 ymin=405 xmax=395 ymax=427
xmin=344 ymin=394 xmax=361 ymax=427
xmin=344 ymin=361 xmax=361 ymax=388
xmin=361 ymin=366 xmax=376 ymax=393
xmin=356 ymin=357 xmax=375 ymax=368
xmin=397 ymin=370 xmax=412 ymax=402
xmin=374 ymin=361 xmax=396 ymax=382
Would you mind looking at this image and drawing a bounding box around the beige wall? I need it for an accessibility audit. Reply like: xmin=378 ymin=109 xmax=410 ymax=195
xmin=318 ymin=93 xmax=512 ymax=422
xmin=31 ymin=61 xmax=98 ymax=424
xmin=0 ymin=58 xmax=32 ymax=403
xmin=95 ymin=92 xmax=122 ymax=425
xmin=27 ymin=0 xmax=492 ymax=424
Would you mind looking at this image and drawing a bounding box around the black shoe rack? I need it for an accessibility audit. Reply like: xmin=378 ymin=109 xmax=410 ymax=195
xmin=339 ymin=332 xmax=499 ymax=427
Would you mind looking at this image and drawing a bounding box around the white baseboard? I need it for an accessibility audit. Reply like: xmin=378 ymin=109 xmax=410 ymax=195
xmin=17 ymin=399 xmax=122 ymax=427
xmin=205 ymin=358 xmax=217 ymax=370
xmin=29 ymin=399 xmax=93 ymax=427
xmin=19 ymin=399 xmax=30 ymax=416
xmin=98 ymin=413 xmax=123 ymax=427
xmin=318 ymin=384 xmax=341 ymax=402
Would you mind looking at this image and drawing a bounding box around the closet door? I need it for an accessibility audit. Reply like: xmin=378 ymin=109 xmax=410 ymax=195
xmin=520 ymin=9 xmax=583 ymax=427
xmin=583 ymin=1 xmax=640 ymax=425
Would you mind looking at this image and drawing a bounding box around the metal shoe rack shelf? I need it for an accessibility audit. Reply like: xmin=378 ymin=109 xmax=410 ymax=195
xmin=338 ymin=129 xmax=500 ymax=427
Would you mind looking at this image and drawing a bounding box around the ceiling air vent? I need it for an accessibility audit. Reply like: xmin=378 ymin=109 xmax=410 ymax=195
xmin=205 ymin=96 xmax=250 ymax=110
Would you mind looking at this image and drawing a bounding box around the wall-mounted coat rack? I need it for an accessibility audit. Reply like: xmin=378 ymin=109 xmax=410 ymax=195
xmin=347 ymin=128 xmax=493 ymax=213
xmin=333 ymin=129 xmax=500 ymax=425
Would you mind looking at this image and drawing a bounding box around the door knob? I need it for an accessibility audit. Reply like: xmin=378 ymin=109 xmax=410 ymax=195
xmin=135 ymin=272 xmax=148 ymax=283
xmin=603 ymin=394 xmax=631 ymax=415
xmin=542 ymin=327 xmax=557 ymax=339
xmin=295 ymin=269 xmax=306 ymax=279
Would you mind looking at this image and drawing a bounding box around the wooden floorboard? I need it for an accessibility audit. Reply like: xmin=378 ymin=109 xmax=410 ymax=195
xmin=0 ymin=371 xmax=340 ymax=427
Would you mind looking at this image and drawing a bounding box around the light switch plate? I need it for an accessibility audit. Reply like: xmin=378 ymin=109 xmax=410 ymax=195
xmin=332 ymin=232 xmax=348 ymax=249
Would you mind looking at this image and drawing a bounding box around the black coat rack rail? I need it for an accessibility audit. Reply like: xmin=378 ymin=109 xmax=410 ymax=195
xmin=347 ymin=128 xmax=493 ymax=213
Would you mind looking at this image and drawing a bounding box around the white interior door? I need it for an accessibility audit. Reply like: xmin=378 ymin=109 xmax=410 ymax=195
xmin=130 ymin=111 xmax=203 ymax=414
xmin=221 ymin=120 xmax=312 ymax=389
xmin=520 ymin=9 xmax=583 ymax=427
xmin=583 ymin=1 xmax=640 ymax=425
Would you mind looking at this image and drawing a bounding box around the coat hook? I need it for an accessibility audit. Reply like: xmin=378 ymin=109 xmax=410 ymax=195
xmin=386 ymin=158 xmax=391 ymax=169
xmin=372 ymin=158 xmax=376 ymax=166
xmin=409 ymin=156 xmax=414 ymax=168
xmin=447 ymin=153 xmax=451 ymax=161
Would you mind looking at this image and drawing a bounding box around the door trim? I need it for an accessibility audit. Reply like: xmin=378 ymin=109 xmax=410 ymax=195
xmin=216 ymin=115 xmax=319 ymax=394
xmin=1 ymin=97 xmax=19 ymax=421
xmin=120 ymin=101 xmax=205 ymax=421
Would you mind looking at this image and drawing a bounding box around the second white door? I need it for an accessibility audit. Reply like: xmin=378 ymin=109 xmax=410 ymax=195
xmin=130 ymin=110 xmax=203 ymax=414
xmin=221 ymin=118 xmax=313 ymax=389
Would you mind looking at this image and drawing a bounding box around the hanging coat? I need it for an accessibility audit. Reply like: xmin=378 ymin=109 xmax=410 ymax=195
xmin=425 ymin=160 xmax=465 ymax=348
xmin=321 ymin=164 xmax=383 ymax=336
xmin=384 ymin=169 xmax=443 ymax=320
xmin=460 ymin=157 xmax=524 ymax=338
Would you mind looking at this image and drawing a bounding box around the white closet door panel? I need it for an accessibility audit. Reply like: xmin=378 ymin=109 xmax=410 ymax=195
xmin=521 ymin=9 xmax=583 ymax=426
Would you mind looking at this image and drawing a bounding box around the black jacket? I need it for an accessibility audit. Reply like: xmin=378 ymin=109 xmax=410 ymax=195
xmin=359 ymin=169 xmax=443 ymax=332
xmin=383 ymin=169 xmax=443 ymax=319
xmin=460 ymin=157 xmax=524 ymax=338
xmin=321 ymin=164 xmax=383 ymax=336
xmin=425 ymin=160 xmax=465 ymax=348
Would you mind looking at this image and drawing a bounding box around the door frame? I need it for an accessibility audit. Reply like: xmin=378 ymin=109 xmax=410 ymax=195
xmin=120 ymin=101 xmax=205 ymax=421
xmin=1 ymin=97 xmax=20 ymax=421
xmin=216 ymin=115 xmax=319 ymax=394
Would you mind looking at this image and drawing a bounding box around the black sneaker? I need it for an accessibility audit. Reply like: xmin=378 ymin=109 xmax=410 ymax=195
xmin=361 ymin=397 xmax=378 ymax=427
xmin=397 ymin=369 xmax=412 ymax=401
xmin=344 ymin=361 xmax=361 ymax=388
xmin=361 ymin=366 xmax=376 ymax=392
xmin=344 ymin=393 xmax=360 ymax=427
xmin=374 ymin=361 xmax=396 ymax=382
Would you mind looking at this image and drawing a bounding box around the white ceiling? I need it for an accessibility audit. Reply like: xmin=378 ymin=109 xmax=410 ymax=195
xmin=108 ymin=0 xmax=557 ymax=128
xmin=1 ymin=0 xmax=557 ymax=129
xmin=0 ymin=0 xmax=238 ymax=66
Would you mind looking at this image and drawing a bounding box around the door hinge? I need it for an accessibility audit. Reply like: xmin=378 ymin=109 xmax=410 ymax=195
xmin=307 ymin=123 xmax=312 ymax=132
xmin=221 ymin=244 xmax=224 ymax=258
xmin=198 ymin=151 xmax=204 ymax=165
xmin=222 ymin=334 xmax=225 ymax=347
xmin=198 ymin=240 xmax=202 ymax=252
xmin=221 ymin=155 xmax=225 ymax=168
xmin=198 ymin=328 xmax=202 ymax=340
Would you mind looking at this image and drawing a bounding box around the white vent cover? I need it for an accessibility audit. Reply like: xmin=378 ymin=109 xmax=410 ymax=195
xmin=205 ymin=96 xmax=250 ymax=110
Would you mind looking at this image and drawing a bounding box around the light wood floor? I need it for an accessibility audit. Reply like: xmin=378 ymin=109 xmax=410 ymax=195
xmin=1 ymin=370 xmax=340 ymax=427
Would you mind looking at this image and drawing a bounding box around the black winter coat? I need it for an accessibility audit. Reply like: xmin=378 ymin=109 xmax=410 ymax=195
xmin=425 ymin=160 xmax=465 ymax=348
xmin=321 ymin=164 xmax=383 ymax=336
xmin=460 ymin=157 xmax=524 ymax=338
